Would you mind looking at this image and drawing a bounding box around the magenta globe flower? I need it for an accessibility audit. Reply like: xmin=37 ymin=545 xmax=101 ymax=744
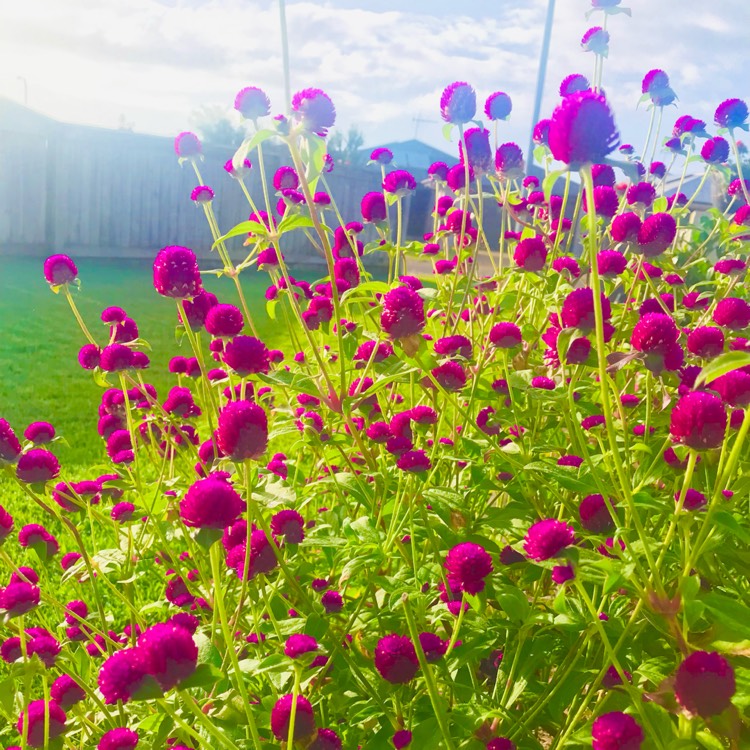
xmin=370 ymin=147 xmax=393 ymax=164
xmin=174 ymin=132 xmax=201 ymax=158
xmin=713 ymin=298 xmax=750 ymax=330
xmin=16 ymin=700 xmax=67 ymax=748
xmin=43 ymin=254 xmax=78 ymax=285
xmin=715 ymin=98 xmax=749 ymax=130
xmin=374 ymin=634 xmax=419 ymax=683
xmin=217 ymin=400 xmax=268 ymax=461
xmin=0 ymin=581 xmax=40 ymax=617
xmin=284 ymin=634 xmax=318 ymax=659
xmin=16 ymin=448 xmax=60 ymax=484
xmin=361 ymin=191 xmax=387 ymax=223
xmin=513 ymin=236 xmax=547 ymax=272
xmin=701 ymin=137 xmax=730 ymax=164
xmin=494 ymin=142 xmax=524 ymax=180
xmin=579 ymin=494 xmax=615 ymax=533
xmin=548 ymin=90 xmax=619 ymax=169
xmin=153 ymin=246 xmax=202 ymax=299
xmin=383 ymin=170 xmax=417 ymax=196
xmin=445 ymin=542 xmax=493 ymax=595
xmin=560 ymin=74 xmax=590 ymax=97
xmin=487 ymin=739 xmax=515 ymax=750
xmin=270 ymin=694 xmax=316 ymax=741
xmin=460 ymin=127 xmax=493 ymax=174
xmin=180 ymin=476 xmax=243 ymax=529
xmin=137 ymin=622 xmax=197 ymax=690
xmin=581 ymin=26 xmax=609 ymax=56
xmin=234 ymin=86 xmax=271 ymax=119
xmin=440 ymin=81 xmax=476 ymax=124
xmin=0 ymin=419 xmax=22 ymax=464
xmin=635 ymin=213 xmax=677 ymax=257
xmin=592 ymin=712 xmax=643 ymax=750
xmin=524 ymin=519 xmax=576 ymax=561
xmin=98 ymin=648 xmax=156 ymax=704
xmin=610 ymin=212 xmax=641 ymax=243
xmin=271 ymin=509 xmax=305 ymax=543
xmin=291 ymin=88 xmax=336 ymax=135
xmin=670 ymin=391 xmax=727 ymax=451
xmin=98 ymin=728 xmax=139 ymax=750
xmin=50 ymin=674 xmax=86 ymax=710
xmin=380 ymin=286 xmax=425 ymax=339
xmin=674 ymin=651 xmax=735 ymax=717
xmin=485 ymin=91 xmax=512 ymax=121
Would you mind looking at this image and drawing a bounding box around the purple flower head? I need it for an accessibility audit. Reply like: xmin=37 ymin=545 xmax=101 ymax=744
xmin=1 ymin=582 xmax=40 ymax=617
xmin=0 ymin=504 xmax=13 ymax=543
xmin=715 ymin=98 xmax=749 ymax=130
xmin=670 ymin=391 xmax=727 ymax=451
xmin=676 ymin=488 xmax=707 ymax=511
xmin=111 ymin=502 xmax=136 ymax=523
xmin=713 ymin=298 xmax=750 ymax=330
xmin=551 ymin=564 xmax=575 ymax=584
xmin=234 ymin=86 xmax=271 ymax=119
xmin=561 ymin=287 xmax=610 ymax=330
xmin=495 ymin=142 xmax=524 ymax=179
xmin=701 ymin=137 xmax=729 ymax=165
xmin=223 ymin=335 xmax=270 ymax=375
xmin=16 ymin=448 xmax=60 ymax=484
xmin=383 ymin=170 xmax=417 ymax=196
xmin=584 ymin=185 xmax=619 ymax=217
xmin=714 ymin=258 xmax=747 ymax=276
xmin=17 ymin=700 xmax=67 ymax=748
xmin=610 ymin=212 xmax=642 ymax=243
xmin=513 ymin=236 xmax=547 ymax=272
xmin=524 ymin=519 xmax=575 ymax=561
xmin=675 ymin=651 xmax=735 ymax=717
xmin=460 ymin=127 xmax=493 ymax=174
xmin=642 ymin=68 xmax=669 ymax=94
xmin=174 ymin=132 xmax=201 ymax=158
xmin=440 ymin=81 xmax=476 ymax=124
xmin=309 ymin=728 xmax=342 ymax=750
xmin=271 ymin=509 xmax=305 ymax=544
xmin=285 ymin=634 xmax=318 ymax=659
xmin=592 ymin=712 xmax=644 ymax=750
xmin=361 ymin=191 xmax=387 ymax=223
xmin=180 ymin=476 xmax=243 ymax=529
xmin=205 ymin=303 xmax=244 ymax=338
xmin=485 ymin=91 xmax=512 ymax=121
xmin=78 ymin=343 xmax=101 ymax=370
xmin=489 ymin=322 xmax=522 ymax=348
xmin=650 ymin=161 xmax=666 ymax=179
xmin=533 ymin=119 xmax=551 ymax=146
xmin=138 ymin=622 xmax=198 ymax=690
xmin=487 ymin=739 xmax=516 ymax=750
xmin=418 ymin=632 xmax=447 ymax=662
xmin=445 ymin=542 xmax=493 ymax=595
xmin=224 ymin=157 xmax=252 ymax=179
xmin=446 ymin=163 xmax=474 ymax=191
xmin=24 ymin=421 xmax=55 ymax=445
xmin=273 ymin=166 xmax=299 ymax=191
xmin=98 ymin=648 xmax=156 ymax=705
xmin=370 ymin=147 xmax=394 ymax=164
xmin=98 ymin=728 xmax=139 ymax=750
xmin=579 ymin=494 xmax=615 ymax=533
xmin=581 ymin=26 xmax=610 ymax=56
xmin=321 ymin=589 xmax=343 ymax=613
xmin=270 ymin=694 xmax=316 ymax=741
xmin=50 ymin=674 xmax=86 ymax=710
xmin=392 ymin=730 xmax=413 ymax=749
xmin=636 ymin=212 xmax=677 ymax=257
xmin=627 ymin=181 xmax=656 ymax=207
xmin=217 ymin=400 xmax=268 ymax=461
xmin=291 ymin=88 xmax=336 ymax=135
xmin=381 ymin=286 xmax=425 ymax=339
xmin=548 ymin=90 xmax=619 ymax=169
xmin=43 ymin=254 xmax=78 ymax=285
xmin=713 ymin=371 xmax=750 ymax=408
xmin=560 ymin=74 xmax=590 ymax=97
xmin=100 ymin=344 xmax=133 ymax=372
xmin=374 ymin=635 xmax=419 ymax=683
xmin=190 ymin=185 xmax=213 ymax=204
xmin=428 ymin=161 xmax=449 ymax=181
xmin=153 ymin=246 xmax=202 ymax=299
xmin=0 ymin=419 xmax=22 ymax=464
xmin=396 ymin=450 xmax=431 ymax=473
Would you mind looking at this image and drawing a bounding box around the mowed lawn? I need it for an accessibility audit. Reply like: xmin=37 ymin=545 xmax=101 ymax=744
xmin=0 ymin=256 xmax=291 ymax=470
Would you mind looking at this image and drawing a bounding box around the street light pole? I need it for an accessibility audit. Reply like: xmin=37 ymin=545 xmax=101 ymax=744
xmin=527 ymin=0 xmax=556 ymax=170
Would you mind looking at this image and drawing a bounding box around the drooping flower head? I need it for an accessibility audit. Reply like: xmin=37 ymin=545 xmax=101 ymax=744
xmin=548 ymin=90 xmax=620 ymax=169
xmin=440 ymin=82 xmax=476 ymax=124
xmin=234 ymin=86 xmax=271 ymax=120
xmin=485 ymin=91 xmax=512 ymax=121
xmin=291 ymin=89 xmax=336 ymax=135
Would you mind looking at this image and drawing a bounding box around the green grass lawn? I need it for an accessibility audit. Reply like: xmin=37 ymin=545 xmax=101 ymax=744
xmin=0 ymin=256 xmax=291 ymax=469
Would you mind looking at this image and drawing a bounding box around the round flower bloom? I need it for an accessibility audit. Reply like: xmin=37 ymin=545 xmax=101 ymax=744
xmin=153 ymin=246 xmax=202 ymax=299
xmin=43 ymin=254 xmax=78 ymax=285
xmin=321 ymin=589 xmax=343 ymax=613
xmin=445 ymin=542 xmax=493 ymax=595
xmin=381 ymin=286 xmax=425 ymax=339
xmin=374 ymin=635 xmax=419 ymax=683
xmin=24 ymin=422 xmax=55 ymax=444
xmin=0 ymin=419 xmax=22 ymax=464
xmin=396 ymin=450 xmax=431 ymax=473
xmin=393 ymin=730 xmax=413 ymax=749
xmin=225 ymin=158 xmax=252 ymax=179
xmin=579 ymin=494 xmax=615 ymax=533
xmin=524 ymin=519 xmax=575 ymax=561
xmin=489 ymin=322 xmax=522 ymax=349
xmin=650 ymin=161 xmax=666 ymax=180
xmin=641 ymin=69 xmax=676 ymax=106
xmin=687 ymin=327 xmax=724 ymax=358
xmin=630 ymin=313 xmax=681 ymax=372
xmin=676 ymin=488 xmax=707 ymax=511
xmin=627 ymin=181 xmax=656 ymax=207
xmin=50 ymin=674 xmax=86 ymax=710
xmin=98 ymin=728 xmax=139 ymax=750
xmin=434 ymin=335 xmax=472 ymax=359
xmin=487 ymin=739 xmax=515 ymax=750
xmin=560 ymin=74 xmax=590 ymax=97
xmin=273 ymin=166 xmax=299 ymax=191
xmin=205 ymin=304 xmax=244 ymax=337
xmin=597 ymin=250 xmax=627 ymax=277
xmin=551 ymin=564 xmax=575 ymax=584
xmin=670 ymin=391 xmax=727 ymax=451
xmin=0 ymin=582 xmax=40 ymax=617
xmin=361 ymin=191 xmax=387 ymax=223
xmin=531 ymin=376 xmax=556 ymax=390
xmin=581 ymin=26 xmax=609 ymax=55
xmin=137 ymin=622 xmax=197 ymax=690
xmin=16 ymin=448 xmax=60 ymax=483
xmin=715 ymin=98 xmax=748 ymax=130
xmin=370 ymin=147 xmax=393 ymax=164
xmin=17 ymin=700 xmax=67 ymax=748
xmin=713 ymin=298 xmax=750 ymax=330
xmin=98 ymin=648 xmax=155 ymax=704
xmin=285 ymin=634 xmax=318 ymax=659
xmin=174 ymin=132 xmax=201 ymax=158
xmin=636 ymin=213 xmax=677 ymax=257
xmin=428 ymin=161 xmax=449 ymax=181
xmin=271 ymin=509 xmax=305 ymax=544
xmin=309 ymin=728 xmax=341 ymax=750
xmin=440 ymin=81 xmax=476 ymax=124
xmin=234 ymin=86 xmax=271 ymax=119
xmin=494 ymin=142 xmax=524 ymax=179
xmin=610 ymin=212 xmax=641 ymax=243
xmin=27 ymin=634 xmax=61 ymax=667
xmin=714 ymin=259 xmax=746 ymax=276
xmin=291 ymin=88 xmax=336 ymax=134
xmin=513 ymin=236 xmax=547 ymax=272
xmin=548 ymin=90 xmax=619 ymax=169
xmin=181 ymin=290 xmax=218 ymax=331
xmin=217 ymin=401 xmax=268 ymax=461
xmin=111 ymin=502 xmax=136 ymax=523
xmin=592 ymin=712 xmax=644 ymax=750
xmin=418 ymin=632 xmax=447 ymax=662
xmin=180 ymin=476 xmax=243 ymax=529
xmin=446 ymin=163 xmax=474 ymax=191
xmin=701 ymin=137 xmax=729 ymax=165
xmin=190 ymin=185 xmax=213 ymax=204
xmin=223 ymin=335 xmax=270 ymax=375
xmin=78 ymin=343 xmax=101 ymax=369
xmin=100 ymin=344 xmax=134 ymax=372
xmin=532 ymin=119 xmax=551 ymax=146
xmin=584 ymin=185 xmax=619 ymax=217
xmin=270 ymin=694 xmax=316 ymax=741
xmin=0 ymin=503 xmax=13 ymax=543
xmin=383 ymin=170 xmax=417 ymax=196
xmin=561 ymin=287 xmax=610 ymax=330
xmin=460 ymin=127 xmax=493 ymax=174
xmin=712 ymin=371 xmax=750 ymax=407
xmin=485 ymin=91 xmax=512 ymax=121
xmin=674 ymin=651 xmax=735 ymax=717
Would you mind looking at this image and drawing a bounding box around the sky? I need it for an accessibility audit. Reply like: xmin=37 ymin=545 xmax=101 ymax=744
xmin=1 ymin=0 xmax=748 ymax=163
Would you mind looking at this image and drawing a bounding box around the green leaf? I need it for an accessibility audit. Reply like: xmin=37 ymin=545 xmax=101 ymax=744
xmin=701 ymin=592 xmax=750 ymax=640
xmin=442 ymin=123 xmax=454 ymax=142
xmin=232 ymin=129 xmax=276 ymax=170
xmin=194 ymin=527 xmax=222 ymax=550
xmin=543 ymin=169 xmax=567 ymax=202
xmin=178 ymin=663 xmax=224 ymax=689
xmin=213 ymin=220 xmax=269 ymax=247
xmin=695 ymin=351 xmax=750 ymax=387
xmin=713 ymin=511 xmax=750 ymax=545
xmin=495 ymin=584 xmax=529 ymax=623
xmin=277 ymin=213 xmax=315 ymax=235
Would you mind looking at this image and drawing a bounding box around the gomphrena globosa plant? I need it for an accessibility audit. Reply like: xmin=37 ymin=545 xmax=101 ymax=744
xmin=2 ymin=1 xmax=750 ymax=748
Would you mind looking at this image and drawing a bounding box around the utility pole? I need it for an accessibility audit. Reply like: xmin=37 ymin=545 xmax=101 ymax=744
xmin=527 ymin=0 xmax=556 ymax=170
xmin=278 ymin=0 xmax=292 ymax=115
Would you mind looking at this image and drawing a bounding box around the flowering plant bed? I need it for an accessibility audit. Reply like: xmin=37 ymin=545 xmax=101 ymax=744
xmin=2 ymin=2 xmax=750 ymax=749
